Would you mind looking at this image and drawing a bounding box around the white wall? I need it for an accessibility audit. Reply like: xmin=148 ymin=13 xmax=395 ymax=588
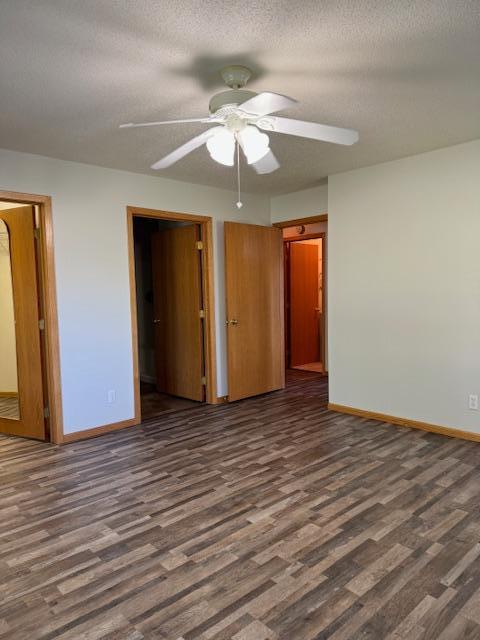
xmin=5 ymin=138 xmax=478 ymax=438
xmin=270 ymin=184 xmax=328 ymax=223
xmin=0 ymin=148 xmax=270 ymax=433
xmin=328 ymin=139 xmax=480 ymax=433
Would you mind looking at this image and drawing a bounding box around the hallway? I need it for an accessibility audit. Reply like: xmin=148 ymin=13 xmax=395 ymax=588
xmin=1 ymin=372 xmax=480 ymax=639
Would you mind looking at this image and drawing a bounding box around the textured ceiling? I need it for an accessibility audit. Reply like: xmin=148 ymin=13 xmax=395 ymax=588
xmin=0 ymin=1 xmax=479 ymax=195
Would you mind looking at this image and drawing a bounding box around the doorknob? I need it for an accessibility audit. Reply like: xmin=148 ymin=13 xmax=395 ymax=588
xmin=153 ymin=318 xmax=161 ymax=324
xmin=226 ymin=318 xmax=239 ymax=326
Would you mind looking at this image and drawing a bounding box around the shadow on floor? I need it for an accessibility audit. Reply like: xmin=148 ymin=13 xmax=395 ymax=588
xmin=140 ymin=381 xmax=201 ymax=420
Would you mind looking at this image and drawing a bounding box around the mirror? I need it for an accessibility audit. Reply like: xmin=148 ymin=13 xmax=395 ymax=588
xmin=0 ymin=219 xmax=20 ymax=420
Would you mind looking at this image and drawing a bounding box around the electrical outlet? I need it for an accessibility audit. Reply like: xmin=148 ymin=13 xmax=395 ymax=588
xmin=107 ymin=389 xmax=116 ymax=404
xmin=468 ymin=394 xmax=478 ymax=410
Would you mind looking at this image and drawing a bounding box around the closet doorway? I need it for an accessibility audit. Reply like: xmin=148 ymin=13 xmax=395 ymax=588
xmin=127 ymin=207 xmax=216 ymax=422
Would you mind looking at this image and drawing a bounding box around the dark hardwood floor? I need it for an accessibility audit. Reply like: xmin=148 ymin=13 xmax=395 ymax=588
xmin=140 ymin=382 xmax=201 ymax=420
xmin=2 ymin=371 xmax=480 ymax=639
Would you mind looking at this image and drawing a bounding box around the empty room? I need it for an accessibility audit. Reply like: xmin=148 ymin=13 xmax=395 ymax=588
xmin=0 ymin=2 xmax=479 ymax=639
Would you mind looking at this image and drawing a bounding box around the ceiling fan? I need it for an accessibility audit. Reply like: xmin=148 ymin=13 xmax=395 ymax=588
xmin=120 ymin=65 xmax=358 ymax=206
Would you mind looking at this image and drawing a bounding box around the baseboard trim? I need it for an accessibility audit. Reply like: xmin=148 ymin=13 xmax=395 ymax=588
xmin=61 ymin=418 xmax=139 ymax=443
xmin=328 ymin=403 xmax=480 ymax=443
xmin=0 ymin=391 xmax=19 ymax=397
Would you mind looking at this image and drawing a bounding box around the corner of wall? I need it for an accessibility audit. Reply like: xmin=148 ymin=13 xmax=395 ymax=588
xmin=269 ymin=182 xmax=329 ymax=224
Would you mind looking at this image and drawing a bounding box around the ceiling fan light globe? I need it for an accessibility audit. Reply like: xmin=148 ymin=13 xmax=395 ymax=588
xmin=238 ymin=126 xmax=270 ymax=164
xmin=206 ymin=127 xmax=235 ymax=166
xmin=245 ymin=145 xmax=270 ymax=165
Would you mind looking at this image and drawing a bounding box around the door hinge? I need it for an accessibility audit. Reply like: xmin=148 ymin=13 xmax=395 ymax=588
xmin=201 ymin=376 xmax=206 ymax=386
xmin=195 ymin=240 xmax=204 ymax=250
xmin=34 ymin=206 xmax=41 ymax=229
xmin=199 ymin=309 xmax=205 ymax=319
xmin=38 ymin=318 xmax=45 ymax=331
xmin=33 ymin=228 xmax=41 ymax=240
xmin=44 ymin=406 xmax=50 ymax=419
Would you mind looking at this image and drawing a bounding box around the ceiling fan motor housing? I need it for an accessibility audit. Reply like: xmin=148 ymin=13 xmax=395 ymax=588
xmin=209 ymin=89 xmax=257 ymax=115
xmin=220 ymin=65 xmax=252 ymax=88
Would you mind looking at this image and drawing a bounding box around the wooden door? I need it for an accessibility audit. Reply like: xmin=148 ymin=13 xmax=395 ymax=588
xmin=151 ymin=225 xmax=204 ymax=401
xmin=0 ymin=206 xmax=45 ymax=439
xmin=289 ymin=242 xmax=320 ymax=367
xmin=225 ymin=222 xmax=284 ymax=401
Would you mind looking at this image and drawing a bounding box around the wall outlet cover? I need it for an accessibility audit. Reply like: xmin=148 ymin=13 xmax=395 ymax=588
xmin=468 ymin=394 xmax=478 ymax=410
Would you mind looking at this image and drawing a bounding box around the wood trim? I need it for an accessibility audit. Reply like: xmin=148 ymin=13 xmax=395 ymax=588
xmin=283 ymin=232 xmax=325 ymax=242
xmin=320 ymin=233 xmax=327 ymax=372
xmin=200 ymin=219 xmax=217 ymax=404
xmin=0 ymin=391 xmax=19 ymax=397
xmin=127 ymin=211 xmax=141 ymax=425
xmin=62 ymin=418 xmax=137 ymax=443
xmin=0 ymin=190 xmax=63 ymax=443
xmin=126 ymin=206 xmax=217 ymax=421
xmin=39 ymin=197 xmax=63 ymax=444
xmin=280 ymin=230 xmax=286 ymax=390
xmin=328 ymin=403 xmax=480 ymax=443
xmin=128 ymin=206 xmax=212 ymax=224
xmin=273 ymin=214 xmax=328 ymax=229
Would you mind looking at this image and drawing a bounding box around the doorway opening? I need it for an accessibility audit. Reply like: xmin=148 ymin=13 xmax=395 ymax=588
xmin=275 ymin=216 xmax=328 ymax=381
xmin=0 ymin=193 xmax=62 ymax=442
xmin=128 ymin=207 xmax=216 ymax=423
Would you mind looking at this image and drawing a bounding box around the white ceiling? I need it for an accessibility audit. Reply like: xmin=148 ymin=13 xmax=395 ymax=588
xmin=0 ymin=1 xmax=479 ymax=195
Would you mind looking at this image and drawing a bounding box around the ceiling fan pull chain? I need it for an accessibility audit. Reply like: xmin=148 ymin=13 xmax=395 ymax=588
xmin=236 ymin=140 xmax=243 ymax=209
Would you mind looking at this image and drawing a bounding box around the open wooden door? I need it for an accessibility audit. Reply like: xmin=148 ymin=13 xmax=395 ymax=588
xmin=225 ymin=222 xmax=284 ymax=401
xmin=0 ymin=206 xmax=45 ymax=439
xmin=289 ymin=242 xmax=320 ymax=367
xmin=151 ymin=225 xmax=204 ymax=402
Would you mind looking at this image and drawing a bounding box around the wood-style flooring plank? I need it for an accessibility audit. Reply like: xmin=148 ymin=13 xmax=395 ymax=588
xmin=1 ymin=371 xmax=480 ymax=639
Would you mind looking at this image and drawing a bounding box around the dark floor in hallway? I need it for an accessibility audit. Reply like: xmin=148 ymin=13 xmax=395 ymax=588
xmin=1 ymin=371 xmax=480 ymax=639
xmin=140 ymin=381 xmax=201 ymax=419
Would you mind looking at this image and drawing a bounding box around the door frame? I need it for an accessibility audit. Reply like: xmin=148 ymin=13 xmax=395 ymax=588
xmin=284 ymin=233 xmax=326 ymax=370
xmin=273 ymin=213 xmax=328 ymax=229
xmin=127 ymin=206 xmax=217 ymax=422
xmin=0 ymin=190 xmax=63 ymax=443
xmin=273 ymin=213 xmax=328 ymax=374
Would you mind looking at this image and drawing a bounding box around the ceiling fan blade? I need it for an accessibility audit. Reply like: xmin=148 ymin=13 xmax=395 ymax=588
xmin=239 ymin=92 xmax=298 ymax=117
xmin=252 ymin=150 xmax=280 ymax=174
xmin=151 ymin=130 xmax=213 ymax=169
xmin=258 ymin=116 xmax=359 ymax=145
xmin=120 ymin=117 xmax=211 ymax=129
